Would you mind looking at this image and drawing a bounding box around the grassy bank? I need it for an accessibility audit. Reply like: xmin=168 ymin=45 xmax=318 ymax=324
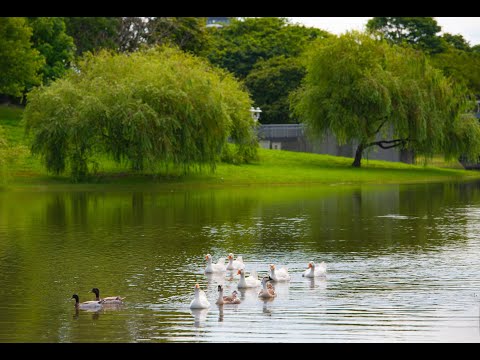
xmin=2 ymin=104 xmax=480 ymax=190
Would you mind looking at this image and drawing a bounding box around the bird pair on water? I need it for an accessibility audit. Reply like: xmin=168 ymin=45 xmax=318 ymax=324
xmin=71 ymin=288 xmax=125 ymax=310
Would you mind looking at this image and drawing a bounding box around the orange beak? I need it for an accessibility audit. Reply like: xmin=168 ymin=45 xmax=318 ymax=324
xmin=237 ymin=270 xmax=241 ymax=275
xmin=205 ymin=255 xmax=209 ymax=260
xmin=308 ymin=263 xmax=312 ymax=268
xmin=228 ymin=255 xmax=232 ymax=260
xmin=195 ymin=283 xmax=200 ymax=288
xmin=270 ymin=264 xmax=274 ymax=269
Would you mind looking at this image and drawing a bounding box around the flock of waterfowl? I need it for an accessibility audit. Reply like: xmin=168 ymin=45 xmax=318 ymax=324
xmin=70 ymin=253 xmax=326 ymax=311
xmin=191 ymin=253 xmax=327 ymax=309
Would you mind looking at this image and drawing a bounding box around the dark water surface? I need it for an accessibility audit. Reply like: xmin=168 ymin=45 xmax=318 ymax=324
xmin=0 ymin=181 xmax=479 ymax=342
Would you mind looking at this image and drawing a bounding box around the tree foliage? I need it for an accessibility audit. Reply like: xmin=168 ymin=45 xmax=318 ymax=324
xmin=145 ymin=17 xmax=210 ymax=55
xmin=0 ymin=17 xmax=44 ymax=98
xmin=27 ymin=17 xmax=76 ymax=84
xmin=441 ymin=33 xmax=471 ymax=52
xmin=367 ymin=17 xmax=445 ymax=54
xmin=292 ymin=31 xmax=480 ymax=167
xmin=24 ymin=47 xmax=257 ymax=181
xmin=207 ymin=17 xmax=329 ymax=124
xmin=208 ymin=17 xmax=330 ymax=79
xmin=64 ymin=17 xmax=211 ymax=56
xmin=430 ymin=49 xmax=480 ymax=95
xmin=64 ymin=17 xmax=121 ymax=56
xmin=117 ymin=17 xmax=148 ymax=52
xmin=245 ymin=55 xmax=306 ymax=124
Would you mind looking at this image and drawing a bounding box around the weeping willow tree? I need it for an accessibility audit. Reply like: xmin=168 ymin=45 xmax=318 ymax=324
xmin=24 ymin=46 xmax=258 ymax=180
xmin=292 ymin=31 xmax=480 ymax=168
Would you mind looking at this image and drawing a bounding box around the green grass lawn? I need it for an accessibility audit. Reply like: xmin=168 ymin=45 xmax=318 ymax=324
xmin=2 ymin=104 xmax=480 ymax=190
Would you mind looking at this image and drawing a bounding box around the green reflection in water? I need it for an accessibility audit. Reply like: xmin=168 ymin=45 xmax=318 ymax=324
xmin=0 ymin=181 xmax=479 ymax=342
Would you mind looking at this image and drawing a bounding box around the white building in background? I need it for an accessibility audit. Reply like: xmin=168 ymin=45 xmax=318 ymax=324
xmin=251 ymin=106 xmax=414 ymax=164
xmin=256 ymin=124 xmax=415 ymax=164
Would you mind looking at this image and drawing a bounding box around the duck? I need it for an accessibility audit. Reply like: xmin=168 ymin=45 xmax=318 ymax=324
xmin=237 ymin=268 xmax=261 ymax=288
xmin=226 ymin=253 xmax=245 ymax=270
xmin=91 ymin=288 xmax=125 ymax=304
xmin=189 ymin=283 xmax=211 ymax=309
xmin=215 ymin=285 xmax=241 ymax=305
xmin=302 ymin=261 xmax=327 ymax=278
xmin=72 ymin=294 xmax=103 ymax=310
xmin=269 ymin=264 xmax=291 ymax=282
xmin=205 ymin=254 xmax=226 ymax=273
xmin=258 ymin=276 xmax=276 ymax=299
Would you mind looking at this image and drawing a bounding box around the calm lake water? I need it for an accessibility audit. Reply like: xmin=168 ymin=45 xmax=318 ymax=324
xmin=0 ymin=181 xmax=479 ymax=343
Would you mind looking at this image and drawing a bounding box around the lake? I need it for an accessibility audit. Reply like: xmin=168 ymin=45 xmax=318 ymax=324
xmin=0 ymin=181 xmax=479 ymax=342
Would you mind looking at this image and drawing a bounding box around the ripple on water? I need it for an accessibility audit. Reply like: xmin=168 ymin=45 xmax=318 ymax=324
xmin=1 ymin=184 xmax=480 ymax=342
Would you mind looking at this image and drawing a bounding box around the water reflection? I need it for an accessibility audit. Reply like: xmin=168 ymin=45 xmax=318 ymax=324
xmin=1 ymin=181 xmax=480 ymax=342
xmin=73 ymin=308 xmax=101 ymax=320
xmin=217 ymin=306 xmax=224 ymax=322
xmin=305 ymin=277 xmax=327 ymax=291
xmin=225 ymin=271 xmax=236 ymax=282
xmin=237 ymin=287 xmax=259 ymax=301
xmin=272 ymin=281 xmax=290 ymax=297
xmin=73 ymin=303 xmax=124 ymax=321
xmin=101 ymin=303 xmax=125 ymax=312
xmin=205 ymin=273 xmax=226 ymax=286
xmin=190 ymin=308 xmax=209 ymax=328
xmin=262 ymin=299 xmax=274 ymax=316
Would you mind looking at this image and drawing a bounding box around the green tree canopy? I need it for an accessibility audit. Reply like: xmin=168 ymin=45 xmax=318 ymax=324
xmin=117 ymin=17 xmax=148 ymax=52
xmin=27 ymin=17 xmax=76 ymax=84
xmin=430 ymin=49 xmax=480 ymax=95
xmin=145 ymin=17 xmax=210 ymax=55
xmin=208 ymin=17 xmax=330 ymax=79
xmin=0 ymin=17 xmax=44 ymax=98
xmin=207 ymin=17 xmax=329 ymax=124
xmin=64 ymin=17 xmax=211 ymax=56
xmin=64 ymin=17 xmax=121 ymax=56
xmin=24 ymin=47 xmax=257 ymax=180
xmin=292 ymin=31 xmax=480 ymax=168
xmin=245 ymin=55 xmax=306 ymax=124
xmin=441 ymin=33 xmax=471 ymax=51
xmin=367 ymin=17 xmax=445 ymax=54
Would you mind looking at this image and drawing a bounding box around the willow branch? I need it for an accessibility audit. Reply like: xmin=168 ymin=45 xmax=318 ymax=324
xmin=368 ymin=118 xmax=389 ymax=138
xmin=367 ymin=138 xmax=411 ymax=149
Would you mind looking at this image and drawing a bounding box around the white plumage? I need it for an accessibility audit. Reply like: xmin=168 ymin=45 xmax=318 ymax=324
xmin=269 ymin=264 xmax=291 ymax=282
xmin=302 ymin=261 xmax=327 ymax=278
xmin=189 ymin=284 xmax=211 ymax=309
xmin=205 ymin=254 xmax=226 ymax=273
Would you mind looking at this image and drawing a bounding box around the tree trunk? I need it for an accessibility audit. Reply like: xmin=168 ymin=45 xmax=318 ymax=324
xmin=352 ymin=143 xmax=365 ymax=168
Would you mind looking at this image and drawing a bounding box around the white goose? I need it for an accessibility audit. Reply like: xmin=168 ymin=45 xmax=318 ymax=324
xmin=71 ymin=294 xmax=103 ymax=310
xmin=258 ymin=276 xmax=276 ymax=299
xmin=205 ymin=254 xmax=226 ymax=273
xmin=236 ymin=268 xmax=261 ymax=288
xmin=189 ymin=284 xmax=211 ymax=309
xmin=226 ymin=253 xmax=245 ymax=270
xmin=302 ymin=261 xmax=327 ymax=278
xmin=269 ymin=264 xmax=291 ymax=282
